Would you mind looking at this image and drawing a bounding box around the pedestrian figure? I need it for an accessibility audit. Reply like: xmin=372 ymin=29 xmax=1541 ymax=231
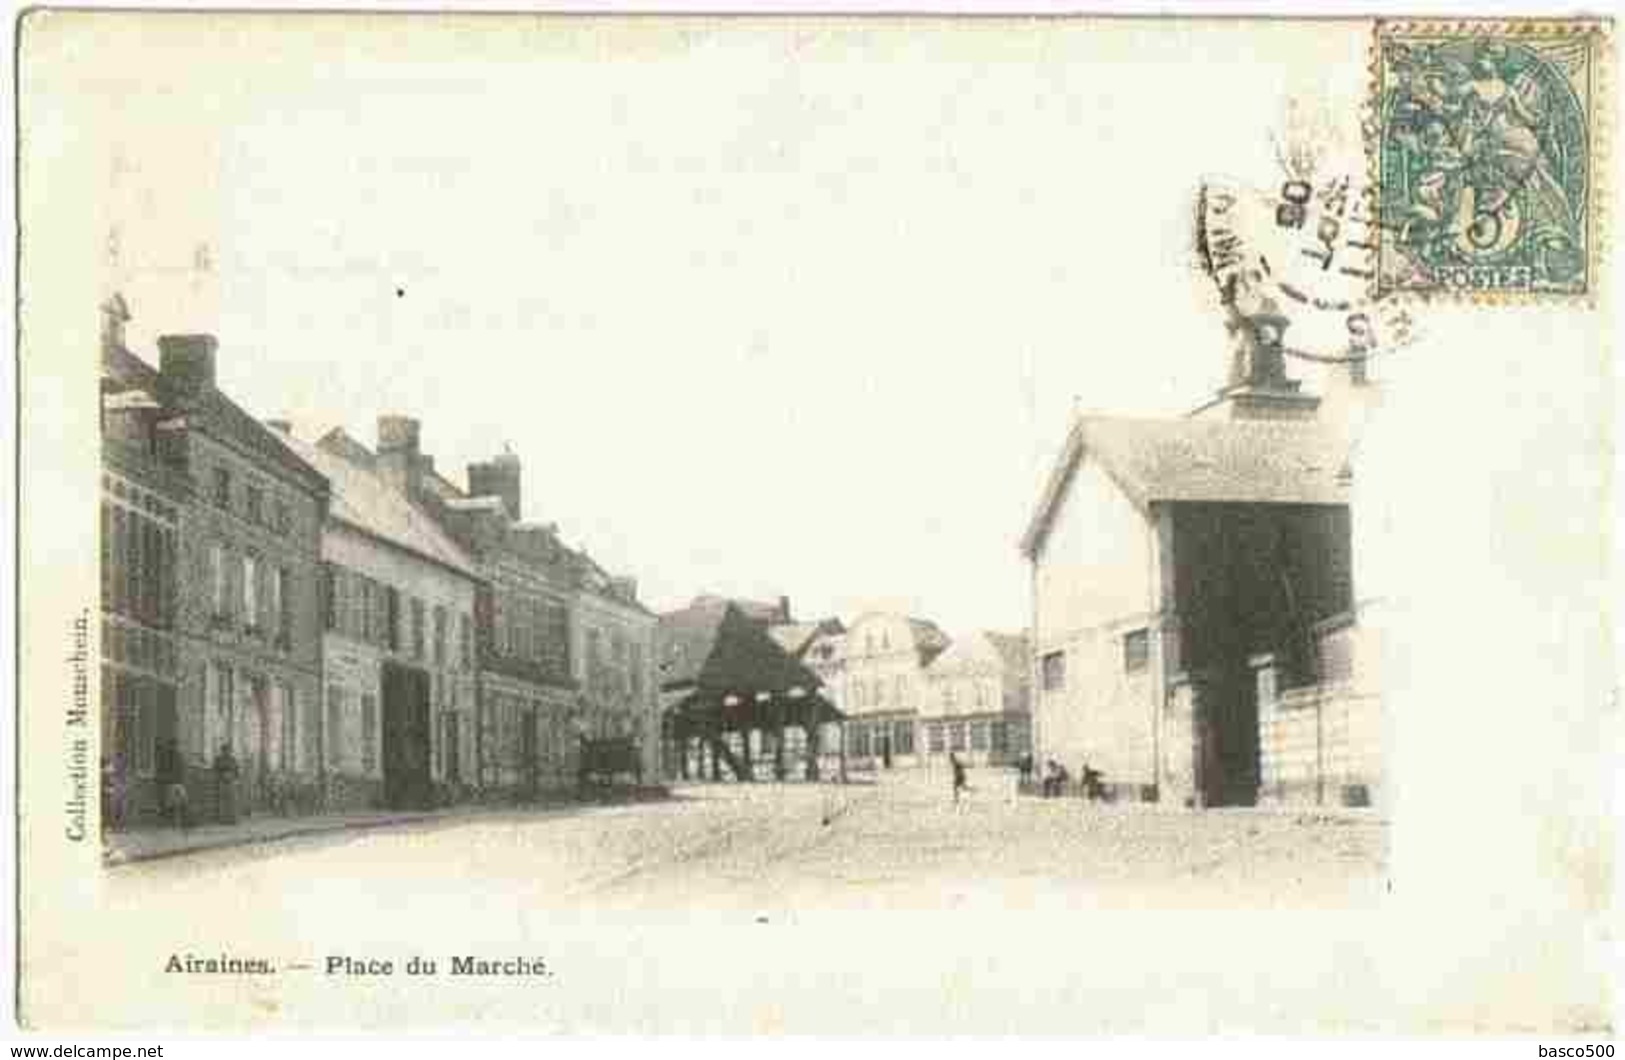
xmin=1042 ymin=759 xmax=1070 ymax=798
xmin=1080 ymin=761 xmax=1105 ymax=802
xmin=213 ymin=742 xmax=240 ymax=825
xmin=949 ymin=752 xmax=968 ymax=805
xmin=156 ymin=737 xmax=190 ymax=831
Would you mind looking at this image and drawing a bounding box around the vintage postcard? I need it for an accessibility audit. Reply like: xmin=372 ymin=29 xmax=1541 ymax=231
xmin=13 ymin=10 xmax=1618 ymax=1038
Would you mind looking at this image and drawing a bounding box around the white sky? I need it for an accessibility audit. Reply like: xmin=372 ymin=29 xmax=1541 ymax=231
xmin=70 ymin=15 xmax=1367 ymax=632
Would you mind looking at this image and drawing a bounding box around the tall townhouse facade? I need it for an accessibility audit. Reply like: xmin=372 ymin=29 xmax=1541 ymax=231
xmin=277 ymin=421 xmax=482 ymax=811
xmin=99 ymin=297 xmax=190 ymax=826
xmin=105 ymin=323 xmax=329 ymax=820
xmin=571 ymin=556 xmax=659 ymax=781
xmin=839 ymin=612 xmax=949 ymax=770
xmin=416 ymin=443 xmax=579 ymax=798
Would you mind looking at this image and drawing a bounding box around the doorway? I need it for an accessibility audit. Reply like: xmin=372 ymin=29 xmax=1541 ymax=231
xmin=1198 ymin=668 xmax=1259 ymax=807
xmin=246 ymin=674 xmax=269 ymax=811
xmin=381 ymin=662 xmax=432 ymax=810
xmin=442 ymin=712 xmax=461 ymax=787
xmin=521 ymin=708 xmax=539 ymax=798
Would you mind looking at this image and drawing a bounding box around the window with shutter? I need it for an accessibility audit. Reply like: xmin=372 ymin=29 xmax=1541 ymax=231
xmin=278 ymin=683 xmax=297 ymax=772
xmin=348 ymin=571 xmax=365 ymax=641
xmin=130 ymin=519 xmax=143 ymax=624
xmin=361 ymin=694 xmax=378 ymax=773
xmin=100 ymin=502 xmax=113 ymax=611
xmin=303 ymin=692 xmax=321 ymax=772
xmin=159 ymin=524 xmax=175 ymax=629
xmin=277 ymin=568 xmax=292 ymax=646
xmin=111 ymin=507 xmax=128 ymax=616
xmin=216 ymin=664 xmax=235 ymax=753
xmin=202 ymin=663 xmax=217 ymax=756
xmin=212 ymin=545 xmax=225 ymax=620
xmin=386 ymin=587 xmax=401 ymax=651
xmin=321 ymin=563 xmax=336 ymax=631
xmin=242 ymin=554 xmax=258 ymax=632
xmin=326 ymin=687 xmax=344 ymax=769
xmin=374 ymin=581 xmax=388 ymax=646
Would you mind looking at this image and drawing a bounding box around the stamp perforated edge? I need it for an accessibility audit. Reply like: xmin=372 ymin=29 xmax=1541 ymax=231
xmin=1367 ymin=17 xmax=1613 ymax=308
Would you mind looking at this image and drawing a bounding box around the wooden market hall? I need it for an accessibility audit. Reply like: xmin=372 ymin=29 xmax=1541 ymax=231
xmin=658 ymin=599 xmax=845 ymax=782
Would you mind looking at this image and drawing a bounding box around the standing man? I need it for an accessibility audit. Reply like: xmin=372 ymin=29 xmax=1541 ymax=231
xmin=949 ymin=752 xmax=968 ymax=805
xmin=213 ymin=742 xmax=240 ymax=825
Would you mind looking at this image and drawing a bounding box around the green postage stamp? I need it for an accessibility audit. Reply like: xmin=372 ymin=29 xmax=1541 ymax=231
xmin=1374 ymin=20 xmax=1608 ymax=297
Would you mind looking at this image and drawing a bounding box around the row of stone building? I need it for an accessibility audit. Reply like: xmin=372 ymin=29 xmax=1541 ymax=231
xmin=100 ymin=283 xmax=1380 ymax=820
xmin=99 ymin=295 xmax=658 ymax=826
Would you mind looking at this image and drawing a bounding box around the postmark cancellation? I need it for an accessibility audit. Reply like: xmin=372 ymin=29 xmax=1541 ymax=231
xmin=1373 ymin=19 xmax=1609 ymax=298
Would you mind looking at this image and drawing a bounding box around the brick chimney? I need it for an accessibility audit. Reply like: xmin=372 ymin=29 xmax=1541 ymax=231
xmin=157 ymin=334 xmax=218 ymax=402
xmin=376 ymin=415 xmax=423 ymax=500
xmin=468 ymin=449 xmax=522 ymax=522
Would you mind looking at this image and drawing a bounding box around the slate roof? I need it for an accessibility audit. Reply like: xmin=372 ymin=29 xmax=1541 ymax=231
xmin=1020 ymin=415 xmax=1351 ymax=557
xmin=105 ymin=344 xmax=327 ymax=494
xmin=658 ymin=599 xmax=822 ymax=694
xmin=658 ymin=601 xmax=728 ymax=688
xmin=280 ymin=430 xmax=479 ymax=580
xmin=659 ymin=601 xmax=842 ymax=729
